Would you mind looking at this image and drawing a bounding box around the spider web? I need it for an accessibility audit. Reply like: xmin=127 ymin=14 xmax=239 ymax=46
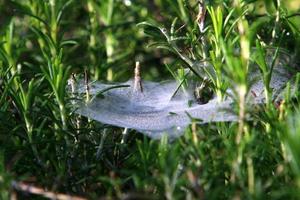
xmin=72 ymin=51 xmax=293 ymax=139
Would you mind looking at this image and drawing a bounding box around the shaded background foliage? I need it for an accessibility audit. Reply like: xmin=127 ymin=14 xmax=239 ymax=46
xmin=0 ymin=0 xmax=300 ymax=199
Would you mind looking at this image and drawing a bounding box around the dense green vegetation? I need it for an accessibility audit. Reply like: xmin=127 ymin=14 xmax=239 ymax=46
xmin=1 ymin=0 xmax=300 ymax=199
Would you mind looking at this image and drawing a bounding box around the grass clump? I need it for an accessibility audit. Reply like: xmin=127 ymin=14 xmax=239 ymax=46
xmin=1 ymin=0 xmax=300 ymax=199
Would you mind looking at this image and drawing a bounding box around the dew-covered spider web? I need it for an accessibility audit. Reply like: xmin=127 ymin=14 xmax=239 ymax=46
xmin=71 ymin=51 xmax=295 ymax=139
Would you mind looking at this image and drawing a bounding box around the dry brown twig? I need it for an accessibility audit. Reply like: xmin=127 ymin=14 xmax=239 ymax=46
xmin=11 ymin=181 xmax=87 ymax=200
xmin=133 ymin=61 xmax=143 ymax=93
